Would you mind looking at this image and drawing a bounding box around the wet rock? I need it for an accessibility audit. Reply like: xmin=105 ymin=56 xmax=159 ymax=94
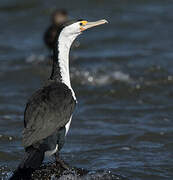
xmin=31 ymin=162 xmax=129 ymax=180
xmin=32 ymin=162 xmax=88 ymax=180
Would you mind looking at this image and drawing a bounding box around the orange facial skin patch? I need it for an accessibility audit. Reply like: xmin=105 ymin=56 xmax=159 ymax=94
xmin=80 ymin=27 xmax=86 ymax=31
xmin=80 ymin=21 xmax=88 ymax=31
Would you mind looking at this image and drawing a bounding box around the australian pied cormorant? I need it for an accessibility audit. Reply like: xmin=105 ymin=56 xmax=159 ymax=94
xmin=10 ymin=19 xmax=108 ymax=179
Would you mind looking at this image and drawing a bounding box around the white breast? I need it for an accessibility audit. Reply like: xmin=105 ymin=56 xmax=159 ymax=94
xmin=65 ymin=116 xmax=72 ymax=136
xmin=44 ymin=117 xmax=72 ymax=157
xmin=45 ymin=144 xmax=58 ymax=157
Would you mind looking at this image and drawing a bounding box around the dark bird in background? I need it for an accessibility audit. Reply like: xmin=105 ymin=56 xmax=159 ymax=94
xmin=44 ymin=9 xmax=68 ymax=51
xmin=10 ymin=19 xmax=108 ymax=180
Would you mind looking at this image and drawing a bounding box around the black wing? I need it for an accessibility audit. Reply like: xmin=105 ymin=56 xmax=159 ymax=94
xmin=22 ymin=82 xmax=76 ymax=148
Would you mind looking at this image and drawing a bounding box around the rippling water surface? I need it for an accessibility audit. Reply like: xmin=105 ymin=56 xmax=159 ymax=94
xmin=0 ymin=0 xmax=173 ymax=179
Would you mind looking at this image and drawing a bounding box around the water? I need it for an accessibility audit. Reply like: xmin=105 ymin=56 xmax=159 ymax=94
xmin=0 ymin=0 xmax=173 ymax=179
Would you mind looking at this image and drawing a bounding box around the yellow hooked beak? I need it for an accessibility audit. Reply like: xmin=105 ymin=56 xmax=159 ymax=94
xmin=80 ymin=19 xmax=108 ymax=31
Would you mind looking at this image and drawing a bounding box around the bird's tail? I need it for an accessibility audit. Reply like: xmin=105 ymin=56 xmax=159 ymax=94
xmin=9 ymin=147 xmax=44 ymax=180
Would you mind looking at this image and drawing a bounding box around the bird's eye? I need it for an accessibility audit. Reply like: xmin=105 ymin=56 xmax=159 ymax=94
xmin=80 ymin=22 xmax=83 ymax=26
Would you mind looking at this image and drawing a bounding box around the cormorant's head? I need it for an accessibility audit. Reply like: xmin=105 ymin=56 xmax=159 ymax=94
xmin=78 ymin=19 xmax=108 ymax=32
xmin=61 ymin=19 xmax=108 ymax=34
xmin=57 ymin=19 xmax=108 ymax=44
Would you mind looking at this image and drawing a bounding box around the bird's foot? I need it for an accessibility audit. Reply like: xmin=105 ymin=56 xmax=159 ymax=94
xmin=55 ymin=156 xmax=70 ymax=170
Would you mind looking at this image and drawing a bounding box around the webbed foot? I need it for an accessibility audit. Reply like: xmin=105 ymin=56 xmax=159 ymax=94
xmin=55 ymin=153 xmax=70 ymax=170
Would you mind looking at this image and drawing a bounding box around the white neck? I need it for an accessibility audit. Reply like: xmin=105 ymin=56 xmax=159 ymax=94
xmin=57 ymin=29 xmax=79 ymax=100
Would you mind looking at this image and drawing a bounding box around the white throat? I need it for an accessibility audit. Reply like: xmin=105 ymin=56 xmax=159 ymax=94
xmin=57 ymin=28 xmax=80 ymax=100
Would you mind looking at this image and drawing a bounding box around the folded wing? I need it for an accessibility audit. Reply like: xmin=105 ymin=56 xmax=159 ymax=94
xmin=22 ymin=82 xmax=76 ymax=148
